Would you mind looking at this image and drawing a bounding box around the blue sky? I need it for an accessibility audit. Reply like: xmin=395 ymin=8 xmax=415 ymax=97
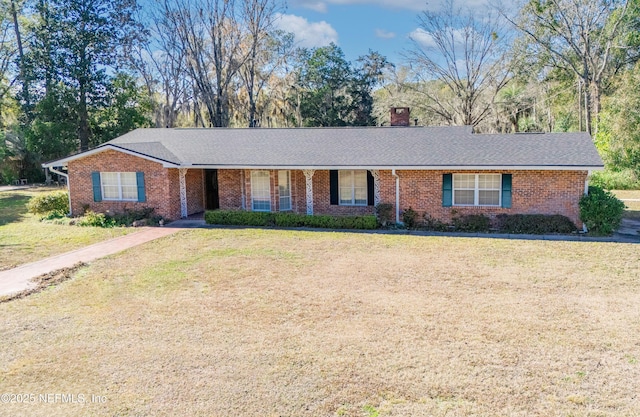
xmin=274 ymin=0 xmax=492 ymax=65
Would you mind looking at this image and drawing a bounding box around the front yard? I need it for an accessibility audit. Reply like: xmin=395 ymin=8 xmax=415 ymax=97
xmin=1 ymin=228 xmax=639 ymax=416
xmin=0 ymin=188 xmax=133 ymax=271
xmin=613 ymin=189 xmax=640 ymax=218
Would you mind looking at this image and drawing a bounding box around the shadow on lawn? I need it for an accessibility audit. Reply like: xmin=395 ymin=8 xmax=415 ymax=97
xmin=0 ymin=193 xmax=31 ymax=226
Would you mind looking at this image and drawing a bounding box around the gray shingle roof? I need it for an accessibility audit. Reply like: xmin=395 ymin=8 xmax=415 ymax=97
xmin=49 ymin=126 xmax=605 ymax=169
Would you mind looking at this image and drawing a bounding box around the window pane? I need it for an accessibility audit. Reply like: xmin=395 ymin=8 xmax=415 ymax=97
xmin=278 ymin=171 xmax=290 ymax=196
xmin=103 ymin=186 xmax=120 ymax=200
xmin=120 ymin=173 xmax=137 ymax=200
xmin=251 ymin=171 xmax=271 ymax=211
xmin=454 ymin=174 xmax=474 ymax=189
xmin=353 ymin=171 xmax=367 ymax=188
xmin=339 ymin=170 xmax=367 ymax=206
xmin=479 ymin=190 xmax=500 ymax=206
xmin=354 ymin=187 xmax=367 ymax=205
xmin=279 ymin=196 xmax=291 ymax=211
xmin=339 ymin=170 xmax=353 ymax=204
xmin=278 ymin=170 xmax=291 ymax=211
xmin=478 ymin=174 xmax=500 ymax=190
xmin=120 ymin=173 xmax=137 ymax=186
xmin=101 ymin=172 xmax=120 ymax=199
xmin=454 ymin=190 xmax=474 ymax=205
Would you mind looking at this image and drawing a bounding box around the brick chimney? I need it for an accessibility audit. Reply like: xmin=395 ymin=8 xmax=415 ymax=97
xmin=390 ymin=107 xmax=410 ymax=126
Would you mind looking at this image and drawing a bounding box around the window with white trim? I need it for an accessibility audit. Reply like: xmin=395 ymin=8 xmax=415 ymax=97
xmin=339 ymin=170 xmax=367 ymax=206
xmin=101 ymin=172 xmax=138 ymax=201
xmin=453 ymin=173 xmax=501 ymax=206
xmin=278 ymin=170 xmax=291 ymax=211
xmin=251 ymin=170 xmax=271 ymax=211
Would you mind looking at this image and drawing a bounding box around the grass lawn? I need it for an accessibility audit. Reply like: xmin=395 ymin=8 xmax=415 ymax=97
xmin=0 ymin=188 xmax=133 ymax=271
xmin=0 ymin=229 xmax=638 ymax=416
xmin=612 ymin=189 xmax=640 ymax=218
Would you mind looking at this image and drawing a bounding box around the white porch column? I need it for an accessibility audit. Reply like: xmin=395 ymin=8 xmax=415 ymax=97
xmin=302 ymin=169 xmax=315 ymax=215
xmin=370 ymin=169 xmax=381 ymax=206
xmin=179 ymin=168 xmax=188 ymax=218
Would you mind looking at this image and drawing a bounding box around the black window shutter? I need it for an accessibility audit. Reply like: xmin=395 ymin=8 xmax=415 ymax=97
xmin=330 ymin=170 xmax=338 ymax=205
xmin=367 ymin=171 xmax=374 ymax=206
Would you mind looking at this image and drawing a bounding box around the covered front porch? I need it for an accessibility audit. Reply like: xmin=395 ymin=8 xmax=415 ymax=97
xmin=176 ymin=168 xmax=385 ymax=219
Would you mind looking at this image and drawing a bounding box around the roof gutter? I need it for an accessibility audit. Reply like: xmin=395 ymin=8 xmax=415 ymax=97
xmin=188 ymin=164 xmax=604 ymax=171
xmin=47 ymin=166 xmax=72 ymax=216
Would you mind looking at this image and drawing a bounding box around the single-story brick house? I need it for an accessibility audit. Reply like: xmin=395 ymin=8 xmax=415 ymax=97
xmin=43 ymin=109 xmax=603 ymax=228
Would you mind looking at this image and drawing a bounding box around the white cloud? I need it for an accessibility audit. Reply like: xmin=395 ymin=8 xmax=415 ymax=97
xmin=293 ymin=0 xmax=328 ymax=13
xmin=409 ymin=27 xmax=469 ymax=49
xmin=408 ymin=28 xmax=436 ymax=48
xmin=275 ymin=14 xmax=339 ymax=48
xmin=375 ymin=29 xmax=396 ymax=39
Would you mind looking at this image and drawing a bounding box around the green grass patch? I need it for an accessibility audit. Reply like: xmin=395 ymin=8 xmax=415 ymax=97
xmin=0 ymin=188 xmax=134 ymax=270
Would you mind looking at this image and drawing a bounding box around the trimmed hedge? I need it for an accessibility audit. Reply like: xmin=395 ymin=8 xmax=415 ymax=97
xmin=452 ymin=214 xmax=491 ymax=232
xmin=27 ymin=191 xmax=69 ymax=215
xmin=496 ymin=214 xmax=577 ymax=234
xmin=204 ymin=210 xmax=378 ymax=230
xmin=579 ymin=185 xmax=626 ymax=235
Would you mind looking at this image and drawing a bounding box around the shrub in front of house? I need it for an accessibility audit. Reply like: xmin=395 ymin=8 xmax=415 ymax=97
xmin=452 ymin=214 xmax=491 ymax=232
xmin=27 ymin=191 xmax=69 ymax=215
xmin=496 ymin=214 xmax=577 ymax=234
xmin=108 ymin=207 xmax=161 ymax=227
xmin=204 ymin=210 xmax=378 ymax=230
xmin=75 ymin=207 xmax=162 ymax=228
xmin=375 ymin=203 xmax=394 ymax=226
xmin=77 ymin=211 xmax=118 ymax=228
xmin=401 ymin=207 xmax=418 ymax=228
xmin=579 ymin=185 xmax=626 ymax=235
xmin=423 ymin=214 xmax=449 ymax=232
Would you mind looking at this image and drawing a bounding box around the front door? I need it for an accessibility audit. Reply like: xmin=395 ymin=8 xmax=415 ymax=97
xmin=205 ymin=169 xmax=220 ymax=210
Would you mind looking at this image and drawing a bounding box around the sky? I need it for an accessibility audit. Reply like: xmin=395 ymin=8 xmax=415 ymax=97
xmin=272 ymin=0 xmax=492 ymax=65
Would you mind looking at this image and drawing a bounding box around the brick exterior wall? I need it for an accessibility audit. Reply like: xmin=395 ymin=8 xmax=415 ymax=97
xmin=68 ymin=150 xmax=205 ymax=220
xmin=186 ymin=169 xmax=204 ymax=215
xmin=394 ymin=170 xmax=586 ymax=227
xmin=67 ymin=150 xmax=588 ymax=227
xmin=218 ymin=169 xmax=244 ymax=209
xmin=213 ymin=168 xmax=586 ymax=227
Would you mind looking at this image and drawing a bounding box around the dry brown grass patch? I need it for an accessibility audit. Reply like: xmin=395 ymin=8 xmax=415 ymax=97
xmin=0 ymin=229 xmax=639 ymax=416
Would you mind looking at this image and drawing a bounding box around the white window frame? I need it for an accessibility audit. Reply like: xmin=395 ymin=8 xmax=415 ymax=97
xmin=338 ymin=170 xmax=368 ymax=206
xmin=453 ymin=173 xmax=501 ymax=207
xmin=101 ymin=172 xmax=138 ymax=201
xmin=278 ymin=170 xmax=292 ymax=211
xmin=251 ymin=170 xmax=271 ymax=212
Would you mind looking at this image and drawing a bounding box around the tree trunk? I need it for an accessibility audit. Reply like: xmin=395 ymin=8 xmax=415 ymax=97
xmin=590 ymin=80 xmax=601 ymax=135
xmin=10 ymin=0 xmax=30 ymax=116
xmin=78 ymin=78 xmax=90 ymax=151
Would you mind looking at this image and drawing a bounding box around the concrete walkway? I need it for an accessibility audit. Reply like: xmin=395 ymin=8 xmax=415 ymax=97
xmin=0 ymin=226 xmax=181 ymax=297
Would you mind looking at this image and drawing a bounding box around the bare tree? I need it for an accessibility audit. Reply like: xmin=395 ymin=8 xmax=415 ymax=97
xmin=129 ymin=6 xmax=190 ymax=128
xmin=406 ymin=0 xmax=512 ymax=128
xmin=153 ymin=0 xmax=239 ymax=127
xmin=502 ymin=0 xmax=639 ymax=135
xmin=239 ymin=0 xmax=284 ymax=127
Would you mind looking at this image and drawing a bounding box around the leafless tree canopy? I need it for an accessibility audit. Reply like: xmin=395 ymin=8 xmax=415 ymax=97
xmin=130 ymin=0 xmax=290 ymax=128
xmin=406 ymin=0 xmax=512 ymax=128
